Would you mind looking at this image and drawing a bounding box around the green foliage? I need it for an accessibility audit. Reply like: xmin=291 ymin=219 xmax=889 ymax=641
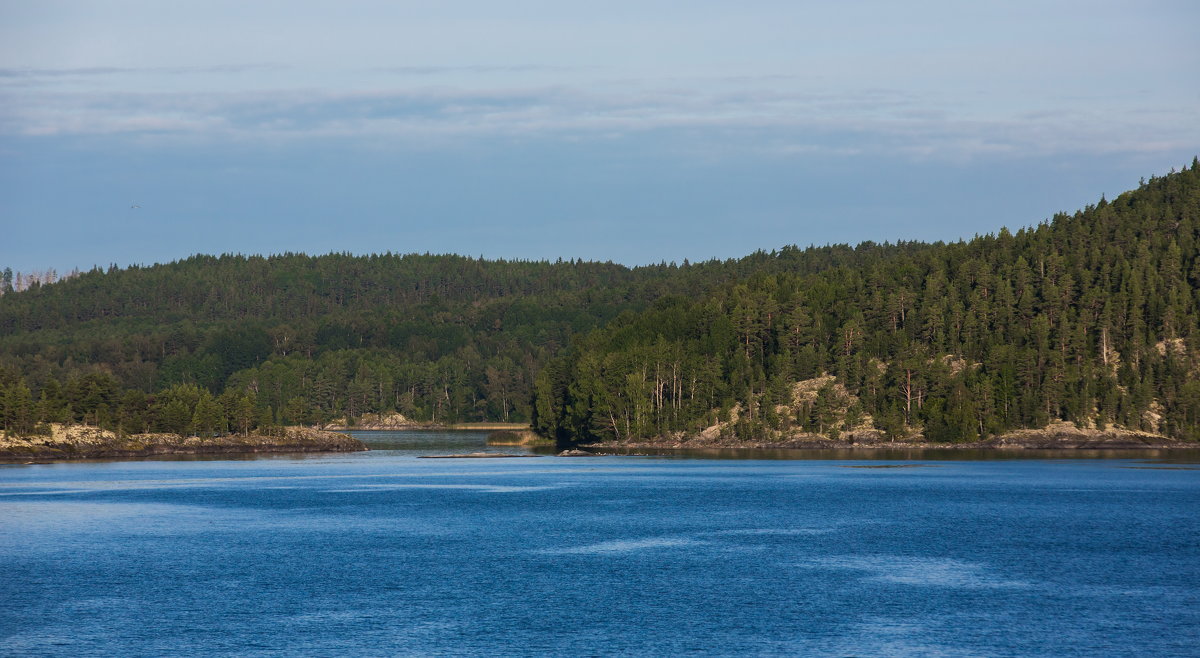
xmin=2 ymin=253 xmax=698 ymax=337
xmin=1 ymin=253 xmax=782 ymax=427
xmin=534 ymin=162 xmax=1200 ymax=443
xmin=3 ymin=162 xmax=1199 ymax=442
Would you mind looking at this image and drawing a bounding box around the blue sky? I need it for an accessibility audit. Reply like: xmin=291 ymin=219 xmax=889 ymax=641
xmin=2 ymin=1 xmax=1198 ymax=273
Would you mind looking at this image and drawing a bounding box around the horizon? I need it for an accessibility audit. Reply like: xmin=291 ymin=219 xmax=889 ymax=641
xmin=3 ymin=157 xmax=1198 ymax=286
xmin=3 ymin=1 xmax=1198 ymax=275
xmin=5 ymin=158 xmax=1197 ymax=285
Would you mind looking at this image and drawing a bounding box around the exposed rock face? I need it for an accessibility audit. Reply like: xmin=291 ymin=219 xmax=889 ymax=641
xmin=0 ymin=424 xmax=367 ymax=461
xmin=325 ymin=412 xmax=434 ymax=430
xmin=983 ymin=421 xmax=1182 ymax=449
xmin=696 ymin=374 xmax=880 ymax=443
xmin=583 ymin=421 xmax=1187 ymax=451
xmin=588 ymin=367 xmax=1193 ymax=451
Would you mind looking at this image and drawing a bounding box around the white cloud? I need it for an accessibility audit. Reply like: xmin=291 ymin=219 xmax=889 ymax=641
xmin=2 ymin=78 xmax=1195 ymax=162
xmin=0 ymin=64 xmax=280 ymax=79
xmin=2 ymin=1 xmax=1196 ymax=161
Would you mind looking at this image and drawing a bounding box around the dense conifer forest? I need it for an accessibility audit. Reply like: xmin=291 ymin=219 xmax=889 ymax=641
xmin=1 ymin=160 xmax=1198 ymax=442
xmin=0 ymin=244 xmax=904 ymax=436
xmin=534 ymin=160 xmax=1200 ymax=443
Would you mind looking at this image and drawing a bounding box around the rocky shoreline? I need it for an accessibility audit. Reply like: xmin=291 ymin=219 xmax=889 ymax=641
xmin=581 ymin=422 xmax=1192 ymax=452
xmin=322 ymin=412 xmax=531 ymax=433
xmin=0 ymin=424 xmax=367 ymax=461
xmin=321 ymin=412 xmax=440 ymax=431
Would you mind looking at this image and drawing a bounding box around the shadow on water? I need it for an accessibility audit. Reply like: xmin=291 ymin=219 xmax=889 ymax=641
xmin=345 ymin=431 xmax=1200 ymax=462
xmin=343 ymin=429 xmax=562 ymax=455
xmin=2 ymin=430 xmax=554 ymax=465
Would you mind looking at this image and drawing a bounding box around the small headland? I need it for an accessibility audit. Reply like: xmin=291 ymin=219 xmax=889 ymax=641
xmin=486 ymin=429 xmax=555 ymax=447
xmin=0 ymin=424 xmax=366 ymax=462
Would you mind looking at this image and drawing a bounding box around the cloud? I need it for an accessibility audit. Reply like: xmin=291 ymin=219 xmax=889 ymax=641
xmin=1 ymin=78 xmax=1195 ymax=161
xmin=0 ymin=65 xmax=287 ymax=87
xmin=373 ymin=65 xmax=593 ymax=76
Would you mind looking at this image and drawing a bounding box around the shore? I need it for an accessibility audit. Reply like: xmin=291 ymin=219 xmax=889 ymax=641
xmin=582 ymin=422 xmax=1191 ymax=452
xmin=0 ymin=424 xmax=367 ymax=462
xmin=322 ymin=412 xmax=529 ymax=432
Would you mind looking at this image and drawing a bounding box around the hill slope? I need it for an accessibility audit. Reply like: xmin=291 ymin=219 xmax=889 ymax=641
xmin=533 ymin=161 xmax=1200 ymax=444
xmin=2 ymin=161 xmax=1197 ymax=443
xmin=1 ymin=239 xmax=935 ymax=434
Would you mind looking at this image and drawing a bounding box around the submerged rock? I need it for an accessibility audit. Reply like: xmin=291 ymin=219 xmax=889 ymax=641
xmin=557 ymin=449 xmax=597 ymax=457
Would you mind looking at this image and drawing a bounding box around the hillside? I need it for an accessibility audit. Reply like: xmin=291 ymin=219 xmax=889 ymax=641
xmin=2 ymin=161 xmax=1197 ymax=444
xmin=532 ymin=160 xmax=1200 ymax=444
xmin=0 ymin=238 xmax=935 ymax=436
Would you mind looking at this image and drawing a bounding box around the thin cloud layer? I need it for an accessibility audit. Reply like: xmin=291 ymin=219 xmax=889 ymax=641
xmin=3 ymin=1 xmax=1196 ymax=160
xmin=2 ymin=1 xmax=1197 ymax=273
xmin=3 ymin=79 xmax=1193 ymax=160
xmin=0 ymin=64 xmax=281 ymax=79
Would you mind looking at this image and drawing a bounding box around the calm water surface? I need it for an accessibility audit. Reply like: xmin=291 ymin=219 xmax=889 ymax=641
xmin=2 ymin=431 xmax=1198 ymax=656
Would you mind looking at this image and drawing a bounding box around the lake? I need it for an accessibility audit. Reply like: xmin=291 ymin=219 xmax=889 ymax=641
xmin=2 ymin=431 xmax=1199 ymax=656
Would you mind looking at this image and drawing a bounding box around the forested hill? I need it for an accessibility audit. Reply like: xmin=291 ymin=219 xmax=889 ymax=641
xmin=2 ymin=161 xmax=1198 ymax=442
xmin=533 ymin=160 xmax=1200 ymax=444
xmin=0 ymin=238 xmax=933 ymax=434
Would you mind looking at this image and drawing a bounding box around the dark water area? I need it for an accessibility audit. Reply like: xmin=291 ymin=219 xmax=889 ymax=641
xmin=600 ymin=445 xmax=1200 ymax=462
xmin=345 ymin=429 xmax=551 ymax=455
xmin=2 ymin=431 xmax=1198 ymax=656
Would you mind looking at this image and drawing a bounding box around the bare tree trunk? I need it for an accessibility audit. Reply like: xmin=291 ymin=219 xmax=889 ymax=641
xmin=901 ymin=368 xmax=914 ymax=424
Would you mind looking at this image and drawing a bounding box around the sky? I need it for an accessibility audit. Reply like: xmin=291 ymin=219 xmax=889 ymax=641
xmin=1 ymin=0 xmax=1198 ymax=274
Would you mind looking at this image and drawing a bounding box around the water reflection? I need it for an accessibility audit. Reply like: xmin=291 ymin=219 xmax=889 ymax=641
xmin=4 ymin=434 xmax=1199 ymax=656
xmin=595 ymin=446 xmax=1200 ymax=462
xmin=343 ymin=429 xmax=555 ymax=456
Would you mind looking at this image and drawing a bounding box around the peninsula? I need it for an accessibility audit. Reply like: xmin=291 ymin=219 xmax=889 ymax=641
xmin=0 ymin=424 xmax=366 ymax=462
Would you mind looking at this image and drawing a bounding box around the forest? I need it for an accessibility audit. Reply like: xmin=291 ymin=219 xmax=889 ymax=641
xmin=0 ymin=245 xmax=888 ymax=436
xmin=1 ymin=160 xmax=1198 ymax=442
xmin=534 ymin=161 xmax=1200 ymax=444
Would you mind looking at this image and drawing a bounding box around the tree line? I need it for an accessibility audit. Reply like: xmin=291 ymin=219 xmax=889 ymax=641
xmin=0 ymin=367 xmax=267 ymax=437
xmin=532 ymin=160 xmax=1200 ymax=443
xmin=3 ymin=246 xmax=921 ymax=435
xmin=3 ymin=161 xmax=1198 ymax=442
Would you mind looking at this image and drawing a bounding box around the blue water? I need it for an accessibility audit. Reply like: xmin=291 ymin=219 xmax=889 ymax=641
xmin=2 ymin=432 xmax=1199 ymax=657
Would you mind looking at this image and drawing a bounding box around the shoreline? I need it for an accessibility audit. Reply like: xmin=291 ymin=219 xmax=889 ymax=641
xmin=583 ymin=439 xmax=1194 ymax=451
xmin=324 ymin=422 xmax=531 ymax=432
xmin=0 ymin=425 xmax=367 ymax=462
xmin=581 ymin=426 xmax=1192 ymax=452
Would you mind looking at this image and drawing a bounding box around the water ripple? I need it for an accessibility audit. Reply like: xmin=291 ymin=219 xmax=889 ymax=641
xmin=541 ymin=536 xmax=701 ymax=555
xmin=810 ymin=555 xmax=1033 ymax=589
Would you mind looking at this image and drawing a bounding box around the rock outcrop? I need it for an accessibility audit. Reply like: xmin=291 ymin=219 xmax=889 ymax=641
xmin=982 ymin=421 xmax=1182 ymax=449
xmin=583 ymin=420 xmax=1188 ymax=451
xmin=0 ymin=424 xmax=367 ymax=461
xmin=324 ymin=412 xmax=436 ymax=430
